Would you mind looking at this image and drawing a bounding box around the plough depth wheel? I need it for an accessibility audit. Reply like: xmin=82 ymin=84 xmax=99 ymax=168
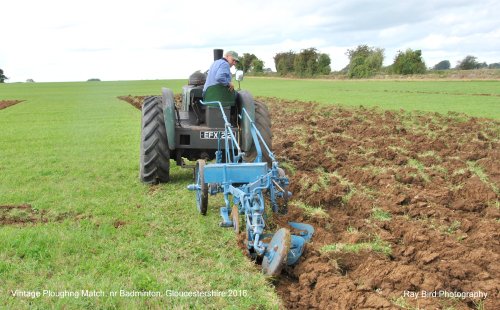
xmin=195 ymin=159 xmax=208 ymax=215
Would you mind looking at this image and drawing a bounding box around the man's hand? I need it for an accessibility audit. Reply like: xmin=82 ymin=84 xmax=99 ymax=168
xmin=228 ymin=82 xmax=234 ymax=92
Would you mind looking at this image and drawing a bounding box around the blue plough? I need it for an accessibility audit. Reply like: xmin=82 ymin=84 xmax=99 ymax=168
xmin=188 ymin=100 xmax=314 ymax=276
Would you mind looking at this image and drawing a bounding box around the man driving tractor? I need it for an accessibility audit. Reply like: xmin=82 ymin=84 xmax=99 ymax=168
xmin=203 ymin=50 xmax=240 ymax=102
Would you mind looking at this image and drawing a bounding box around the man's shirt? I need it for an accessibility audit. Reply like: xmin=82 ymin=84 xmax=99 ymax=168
xmin=203 ymin=58 xmax=231 ymax=94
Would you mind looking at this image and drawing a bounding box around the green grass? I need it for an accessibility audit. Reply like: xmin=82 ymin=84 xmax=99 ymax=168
xmin=244 ymin=77 xmax=500 ymax=119
xmin=441 ymin=220 xmax=462 ymax=235
xmin=0 ymin=81 xmax=279 ymax=309
xmin=407 ymin=158 xmax=431 ymax=183
xmin=321 ymin=235 xmax=392 ymax=257
xmin=371 ymin=208 xmax=392 ymax=222
xmin=291 ymin=201 xmax=329 ymax=219
xmin=467 ymin=161 xmax=499 ymax=194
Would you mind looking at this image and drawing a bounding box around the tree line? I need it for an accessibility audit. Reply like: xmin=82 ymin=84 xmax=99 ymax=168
xmin=344 ymin=46 xmax=499 ymax=78
xmin=274 ymin=48 xmax=331 ymax=77
xmin=237 ymin=46 xmax=499 ymax=79
xmin=234 ymin=48 xmax=331 ymax=78
xmin=3 ymin=48 xmax=498 ymax=83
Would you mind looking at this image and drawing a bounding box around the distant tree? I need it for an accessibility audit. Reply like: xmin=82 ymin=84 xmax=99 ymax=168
xmin=26 ymin=79 xmax=35 ymax=83
xmin=478 ymin=62 xmax=488 ymax=69
xmin=87 ymin=78 xmax=101 ymax=82
xmin=456 ymin=55 xmax=481 ymax=70
xmin=251 ymin=59 xmax=264 ymax=73
xmin=489 ymin=63 xmax=500 ymax=69
xmin=294 ymin=48 xmax=319 ymax=77
xmin=236 ymin=53 xmax=258 ymax=73
xmin=274 ymin=48 xmax=331 ymax=77
xmin=392 ymin=49 xmax=426 ymax=75
xmin=318 ymin=53 xmax=331 ymax=75
xmin=234 ymin=53 xmax=265 ymax=74
xmin=290 ymin=48 xmax=333 ymax=77
xmin=346 ymin=45 xmax=384 ymax=78
xmin=274 ymin=51 xmax=296 ymax=76
xmin=433 ymin=60 xmax=451 ymax=70
xmin=0 ymin=69 xmax=7 ymax=83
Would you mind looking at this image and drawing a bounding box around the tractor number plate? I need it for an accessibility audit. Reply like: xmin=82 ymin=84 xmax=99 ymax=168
xmin=200 ymin=131 xmax=235 ymax=139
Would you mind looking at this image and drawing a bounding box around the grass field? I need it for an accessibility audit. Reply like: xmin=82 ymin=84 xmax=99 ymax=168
xmin=0 ymin=81 xmax=279 ymax=309
xmin=0 ymin=78 xmax=498 ymax=308
xmin=243 ymin=77 xmax=500 ymax=119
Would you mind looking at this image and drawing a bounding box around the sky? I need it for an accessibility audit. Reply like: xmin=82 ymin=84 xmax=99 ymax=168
xmin=1 ymin=0 xmax=499 ymax=82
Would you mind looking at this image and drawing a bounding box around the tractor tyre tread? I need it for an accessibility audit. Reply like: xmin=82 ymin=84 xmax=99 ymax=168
xmin=244 ymin=100 xmax=273 ymax=167
xmin=140 ymin=96 xmax=170 ymax=184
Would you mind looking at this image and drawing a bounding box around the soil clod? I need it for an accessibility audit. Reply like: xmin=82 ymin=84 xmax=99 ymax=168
xmin=0 ymin=100 xmax=24 ymax=110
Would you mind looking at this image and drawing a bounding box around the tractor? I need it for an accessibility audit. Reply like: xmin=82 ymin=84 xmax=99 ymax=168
xmin=139 ymin=49 xmax=271 ymax=183
xmin=139 ymin=49 xmax=313 ymax=276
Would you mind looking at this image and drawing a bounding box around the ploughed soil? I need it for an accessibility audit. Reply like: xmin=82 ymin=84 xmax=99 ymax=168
xmin=0 ymin=204 xmax=47 ymax=225
xmin=118 ymin=95 xmax=150 ymax=110
xmin=265 ymin=98 xmax=499 ymax=309
xmin=0 ymin=100 xmax=23 ymax=110
xmin=120 ymin=95 xmax=499 ymax=309
xmin=0 ymin=205 xmax=94 ymax=226
xmin=117 ymin=94 xmax=182 ymax=110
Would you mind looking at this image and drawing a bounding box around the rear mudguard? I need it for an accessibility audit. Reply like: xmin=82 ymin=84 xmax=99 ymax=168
xmin=237 ymin=91 xmax=255 ymax=152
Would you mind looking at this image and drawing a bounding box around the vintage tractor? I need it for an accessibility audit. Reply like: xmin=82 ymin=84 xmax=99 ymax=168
xmin=139 ymin=49 xmax=272 ymax=183
xmin=139 ymin=49 xmax=313 ymax=275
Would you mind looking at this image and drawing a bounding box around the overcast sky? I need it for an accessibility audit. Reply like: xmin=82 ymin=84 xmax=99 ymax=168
xmin=2 ymin=0 xmax=499 ymax=82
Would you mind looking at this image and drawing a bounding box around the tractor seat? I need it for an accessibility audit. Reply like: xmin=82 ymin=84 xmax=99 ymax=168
xmin=203 ymin=84 xmax=236 ymax=107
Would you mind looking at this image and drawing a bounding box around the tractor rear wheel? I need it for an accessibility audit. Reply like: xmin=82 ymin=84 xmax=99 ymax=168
xmin=244 ymin=100 xmax=272 ymax=167
xmin=139 ymin=96 xmax=170 ymax=183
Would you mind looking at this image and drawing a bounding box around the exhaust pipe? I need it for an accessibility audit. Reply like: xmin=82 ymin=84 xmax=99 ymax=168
xmin=213 ymin=49 xmax=223 ymax=61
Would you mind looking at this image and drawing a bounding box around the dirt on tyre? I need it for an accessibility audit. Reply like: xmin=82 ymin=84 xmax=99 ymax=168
xmin=139 ymin=96 xmax=170 ymax=183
